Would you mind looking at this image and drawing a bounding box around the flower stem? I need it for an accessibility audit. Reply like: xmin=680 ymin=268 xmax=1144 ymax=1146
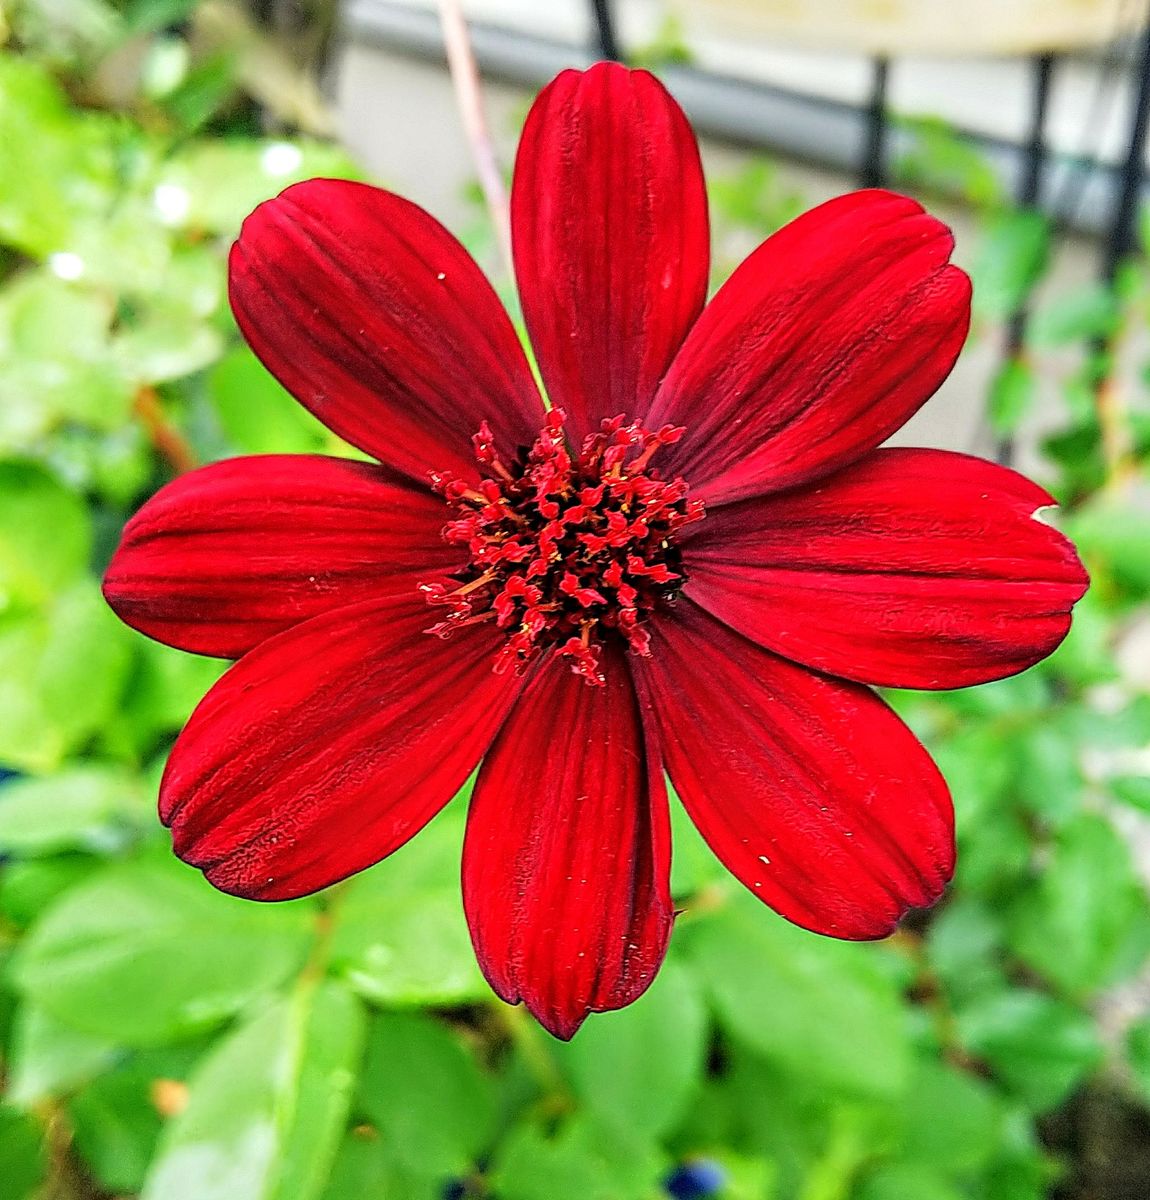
xmin=436 ymin=0 xmax=515 ymax=279
xmin=495 ymin=1001 xmax=573 ymax=1113
xmin=134 ymin=385 xmax=198 ymax=475
xmin=300 ymin=881 xmax=348 ymax=984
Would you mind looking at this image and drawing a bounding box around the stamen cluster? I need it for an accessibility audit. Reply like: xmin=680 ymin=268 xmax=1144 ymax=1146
xmin=421 ymin=410 xmax=705 ymax=684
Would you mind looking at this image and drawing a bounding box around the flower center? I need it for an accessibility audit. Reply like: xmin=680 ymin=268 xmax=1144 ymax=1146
xmin=421 ymin=410 xmax=705 ymax=685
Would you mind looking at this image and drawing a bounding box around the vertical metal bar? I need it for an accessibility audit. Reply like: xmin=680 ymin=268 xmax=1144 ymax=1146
xmin=1101 ymin=19 xmax=1150 ymax=283
xmin=859 ymin=56 xmax=889 ymax=189
xmin=590 ymin=0 xmax=621 ymax=62
xmin=1089 ymin=16 xmax=1150 ymax=483
xmin=996 ymin=53 xmax=1056 ymax=466
xmin=1017 ymin=54 xmax=1056 ymax=212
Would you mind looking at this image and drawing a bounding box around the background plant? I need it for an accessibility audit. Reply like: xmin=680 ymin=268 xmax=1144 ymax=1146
xmin=1 ymin=4 xmax=1150 ymax=1199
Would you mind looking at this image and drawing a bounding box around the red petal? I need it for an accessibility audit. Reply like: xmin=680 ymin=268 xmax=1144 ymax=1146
xmin=463 ymin=644 xmax=673 ymax=1039
xmin=160 ymin=595 xmax=522 ymax=900
xmin=637 ymin=601 xmax=954 ymax=939
xmin=649 ymin=189 xmax=971 ymax=504
xmin=230 ymin=179 xmax=545 ymax=485
xmin=103 ymin=455 xmax=459 ymax=658
xmin=511 ymin=63 xmax=709 ymax=445
xmin=682 ymin=449 xmax=1088 ymax=689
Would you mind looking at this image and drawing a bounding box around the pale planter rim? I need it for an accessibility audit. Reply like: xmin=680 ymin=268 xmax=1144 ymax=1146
xmin=686 ymin=0 xmax=1147 ymax=57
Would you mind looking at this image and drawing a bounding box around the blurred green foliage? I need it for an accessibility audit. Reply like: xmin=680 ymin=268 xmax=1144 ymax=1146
xmin=1 ymin=7 xmax=1150 ymax=1200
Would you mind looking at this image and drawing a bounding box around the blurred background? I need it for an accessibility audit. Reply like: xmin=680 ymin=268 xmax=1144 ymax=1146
xmin=2 ymin=1 xmax=1150 ymax=1198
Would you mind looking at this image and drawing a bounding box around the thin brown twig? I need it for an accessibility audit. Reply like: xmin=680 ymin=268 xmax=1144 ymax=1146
xmin=436 ymin=0 xmax=515 ymax=278
xmin=888 ymin=927 xmax=983 ymax=1073
xmin=133 ymin=385 xmax=198 ymax=475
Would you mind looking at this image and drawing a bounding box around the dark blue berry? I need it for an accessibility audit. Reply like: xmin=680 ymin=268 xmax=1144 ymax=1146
xmin=665 ymin=1158 xmax=726 ymax=1199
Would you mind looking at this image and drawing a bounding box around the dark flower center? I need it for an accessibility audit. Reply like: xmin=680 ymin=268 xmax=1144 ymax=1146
xmin=421 ymin=410 xmax=705 ymax=685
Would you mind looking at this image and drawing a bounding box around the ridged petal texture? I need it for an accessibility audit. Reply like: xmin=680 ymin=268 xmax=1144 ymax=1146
xmin=93 ymin=65 xmax=1092 ymax=1036
xmin=463 ymin=645 xmax=673 ymax=1039
xmin=512 ymin=62 xmax=709 ymax=443
xmin=649 ymin=189 xmax=972 ymax=504
xmin=160 ymin=595 xmax=524 ymax=900
xmin=103 ymin=454 xmax=459 ymax=659
xmin=638 ymin=601 xmax=955 ymax=939
xmin=229 ymin=178 xmax=545 ymax=485
xmin=682 ymin=449 xmax=1088 ymax=689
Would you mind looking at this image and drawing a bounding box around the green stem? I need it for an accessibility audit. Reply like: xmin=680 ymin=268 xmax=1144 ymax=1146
xmin=299 ymin=882 xmax=347 ymax=985
xmin=495 ymin=1002 xmax=573 ymax=1114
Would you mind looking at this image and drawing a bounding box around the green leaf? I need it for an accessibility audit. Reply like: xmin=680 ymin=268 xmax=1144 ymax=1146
xmin=551 ymin=957 xmax=707 ymax=1138
xmin=1006 ymin=815 xmax=1146 ymax=995
xmin=955 ymin=989 xmax=1100 ymax=1110
xmin=0 ymin=56 xmax=178 ymax=287
xmin=787 ymin=1100 xmax=878 ymax=1199
xmin=894 ymin=115 xmax=1004 ymax=209
xmin=0 ymin=273 xmax=132 ymax=446
xmin=357 ymin=1012 xmax=496 ymax=1182
xmin=707 ymin=161 xmax=805 ymax=238
xmin=69 ymin=1067 xmax=164 ymax=1192
xmin=162 ymin=50 xmax=240 ymax=134
xmin=704 ymin=1153 xmax=777 ymax=1200
xmin=926 ymin=895 xmax=1008 ymax=1007
xmin=329 ymin=805 xmax=487 ymax=1007
xmin=0 ymin=1105 xmax=46 ymax=1200
xmin=953 ymin=806 xmax=1033 ymax=897
xmin=121 ymin=0 xmax=200 ymax=36
xmin=984 ymin=1107 xmax=1058 ymax=1200
xmin=1010 ymin=717 xmax=1085 ymax=827
xmin=1113 ymin=775 xmax=1150 ymax=813
xmin=987 ymin=358 xmax=1037 ymax=434
xmin=51 ymin=423 xmax=154 ymax=508
xmin=931 ymin=726 xmax=1013 ymax=830
xmin=679 ymin=892 xmax=910 ymax=1096
xmin=856 ymin=1163 xmax=965 ymax=1200
xmin=687 ymin=1055 xmax=819 ymax=1193
xmin=894 ymin=1060 xmax=1003 ymax=1173
xmin=114 ymin=637 xmax=225 ymax=752
xmin=153 ymin=139 xmax=358 ymax=236
xmin=669 ymin=790 xmax=725 ymax=897
xmin=0 ymin=581 xmax=134 ymax=772
xmin=11 ymin=858 xmax=314 ymax=1044
xmin=490 ymin=1115 xmax=666 ymax=1200
xmin=0 ymin=855 xmax=100 ymax=927
xmin=113 ymin=309 xmax=224 ymax=383
xmin=67 ymin=194 xmax=176 ymax=296
xmin=210 ymin=347 xmax=331 ymax=456
xmin=971 ymin=209 xmax=1049 ymax=322
xmin=1029 ymin=283 xmax=1120 ymax=347
xmin=1070 ymin=498 xmax=1150 ymax=596
xmin=0 ymin=57 xmax=122 ymax=259
xmin=142 ymin=980 xmax=366 ymax=1200
xmin=6 ymin=1001 xmax=121 ymax=1105
xmin=0 ymin=459 xmax=89 ymax=604
xmin=321 ymin=1135 xmax=440 ymax=1200
xmin=67 ymin=1039 xmax=208 ymax=1193
xmin=1039 ymin=587 xmax=1117 ymax=688
xmin=0 ymin=764 xmax=148 ymax=856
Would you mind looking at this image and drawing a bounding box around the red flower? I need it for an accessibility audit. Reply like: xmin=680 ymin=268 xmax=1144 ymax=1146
xmin=104 ymin=63 xmax=1088 ymax=1039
